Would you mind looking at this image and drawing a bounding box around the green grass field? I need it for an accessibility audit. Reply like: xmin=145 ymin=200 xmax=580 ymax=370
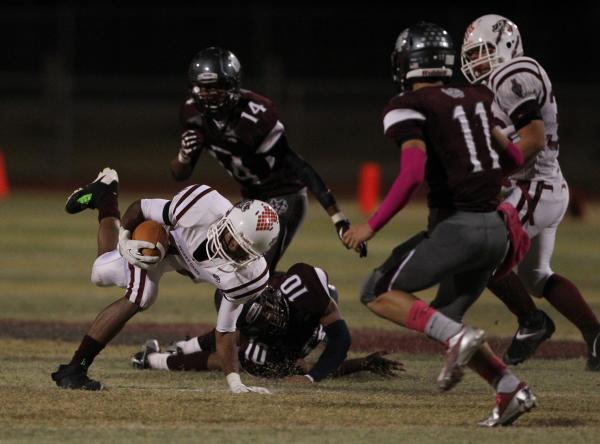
xmin=1 ymin=191 xmax=599 ymax=443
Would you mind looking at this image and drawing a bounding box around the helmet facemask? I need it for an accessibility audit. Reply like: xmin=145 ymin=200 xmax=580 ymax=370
xmin=461 ymin=15 xmax=523 ymax=84
xmin=188 ymin=47 xmax=242 ymax=117
xmin=461 ymin=41 xmax=500 ymax=84
xmin=206 ymin=217 xmax=261 ymax=273
xmin=190 ymin=81 xmax=240 ymax=116
xmin=206 ymin=200 xmax=279 ymax=273
xmin=243 ymin=286 xmax=289 ymax=336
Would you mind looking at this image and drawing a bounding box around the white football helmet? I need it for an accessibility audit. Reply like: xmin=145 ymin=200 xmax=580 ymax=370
xmin=461 ymin=14 xmax=523 ymax=84
xmin=206 ymin=200 xmax=280 ymax=272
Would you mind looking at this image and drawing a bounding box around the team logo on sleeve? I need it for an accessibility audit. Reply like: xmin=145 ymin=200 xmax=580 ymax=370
xmin=256 ymin=204 xmax=278 ymax=231
xmin=511 ymin=78 xmax=524 ymax=98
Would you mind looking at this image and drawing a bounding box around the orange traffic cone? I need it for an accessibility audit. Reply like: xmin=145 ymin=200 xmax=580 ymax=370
xmin=357 ymin=162 xmax=380 ymax=215
xmin=0 ymin=150 xmax=9 ymax=199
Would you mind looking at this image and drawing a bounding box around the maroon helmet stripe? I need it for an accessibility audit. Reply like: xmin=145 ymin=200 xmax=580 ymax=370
xmin=222 ymin=264 xmax=268 ymax=295
xmin=174 ymin=187 xmax=214 ymax=225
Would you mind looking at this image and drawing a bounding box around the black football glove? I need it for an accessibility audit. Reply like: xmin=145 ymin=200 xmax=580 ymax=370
xmin=335 ymin=220 xmax=368 ymax=258
xmin=178 ymin=129 xmax=202 ymax=164
xmin=361 ymin=351 xmax=405 ymax=377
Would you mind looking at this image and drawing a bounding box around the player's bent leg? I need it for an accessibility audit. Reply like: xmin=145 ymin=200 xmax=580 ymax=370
xmin=51 ymin=298 xmax=140 ymax=391
xmin=65 ymin=167 xmax=119 ymax=216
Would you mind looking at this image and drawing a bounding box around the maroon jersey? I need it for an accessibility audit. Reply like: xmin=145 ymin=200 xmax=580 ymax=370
xmin=180 ymin=89 xmax=304 ymax=199
xmin=236 ymin=263 xmax=332 ymax=377
xmin=383 ymin=85 xmax=503 ymax=212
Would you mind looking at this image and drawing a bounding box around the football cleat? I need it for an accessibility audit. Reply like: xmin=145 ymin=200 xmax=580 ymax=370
xmin=65 ymin=167 xmax=119 ymax=214
xmin=131 ymin=339 xmax=160 ymax=370
xmin=586 ymin=331 xmax=600 ymax=371
xmin=165 ymin=342 xmax=184 ymax=355
xmin=479 ymin=382 xmax=538 ymax=427
xmin=503 ymin=310 xmax=555 ymax=366
xmin=51 ymin=363 xmax=103 ymax=391
xmin=437 ymin=326 xmax=485 ymax=391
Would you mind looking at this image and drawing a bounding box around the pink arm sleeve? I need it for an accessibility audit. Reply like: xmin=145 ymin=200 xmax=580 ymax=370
xmin=367 ymin=147 xmax=426 ymax=232
xmin=498 ymin=142 xmax=524 ymax=175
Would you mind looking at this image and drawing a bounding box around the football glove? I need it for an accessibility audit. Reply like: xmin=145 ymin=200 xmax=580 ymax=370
xmin=117 ymin=227 xmax=161 ymax=270
xmin=361 ymin=351 xmax=405 ymax=376
xmin=226 ymin=372 xmax=271 ymax=394
xmin=177 ymin=129 xmax=203 ymax=164
xmin=334 ymin=219 xmax=368 ymax=258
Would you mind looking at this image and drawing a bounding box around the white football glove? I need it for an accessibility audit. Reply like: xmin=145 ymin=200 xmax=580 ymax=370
xmin=226 ymin=372 xmax=271 ymax=395
xmin=117 ymin=227 xmax=161 ymax=270
xmin=177 ymin=129 xmax=202 ymax=164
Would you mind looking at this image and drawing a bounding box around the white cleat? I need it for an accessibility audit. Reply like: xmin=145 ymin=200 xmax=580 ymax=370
xmin=437 ymin=326 xmax=485 ymax=391
xmin=479 ymin=382 xmax=538 ymax=427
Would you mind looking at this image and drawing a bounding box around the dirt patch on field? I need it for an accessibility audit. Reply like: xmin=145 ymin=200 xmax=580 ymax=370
xmin=0 ymin=319 xmax=587 ymax=359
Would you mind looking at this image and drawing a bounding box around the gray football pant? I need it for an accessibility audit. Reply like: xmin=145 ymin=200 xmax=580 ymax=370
xmin=362 ymin=211 xmax=508 ymax=322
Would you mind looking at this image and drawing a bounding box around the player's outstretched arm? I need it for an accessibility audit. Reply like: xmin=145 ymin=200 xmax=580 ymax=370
xmin=285 ymin=300 xmax=351 ymax=384
xmin=281 ymin=149 xmax=367 ymax=257
xmin=333 ymin=351 xmax=405 ymax=377
xmin=216 ymin=330 xmax=271 ymax=394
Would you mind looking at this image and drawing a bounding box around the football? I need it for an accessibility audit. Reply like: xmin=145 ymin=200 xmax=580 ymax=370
xmin=132 ymin=220 xmax=169 ymax=259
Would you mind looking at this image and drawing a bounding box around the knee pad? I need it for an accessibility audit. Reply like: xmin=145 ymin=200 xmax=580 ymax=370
xmin=91 ymin=251 xmax=127 ymax=288
xmin=518 ymin=267 xmax=552 ymax=298
xmin=360 ymin=269 xmax=385 ymax=305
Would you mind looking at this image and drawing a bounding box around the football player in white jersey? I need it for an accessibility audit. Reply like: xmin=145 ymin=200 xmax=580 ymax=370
xmin=51 ymin=167 xmax=280 ymax=392
xmin=462 ymin=14 xmax=600 ymax=370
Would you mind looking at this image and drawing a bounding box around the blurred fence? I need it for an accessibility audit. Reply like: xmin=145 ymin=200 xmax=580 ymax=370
xmin=1 ymin=4 xmax=599 ymax=195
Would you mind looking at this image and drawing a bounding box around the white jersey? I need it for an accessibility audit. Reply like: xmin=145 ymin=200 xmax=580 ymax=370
xmin=141 ymin=184 xmax=269 ymax=304
xmin=488 ymin=56 xmax=562 ymax=181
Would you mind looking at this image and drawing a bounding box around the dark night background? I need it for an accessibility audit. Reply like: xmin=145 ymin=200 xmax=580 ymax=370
xmin=1 ymin=1 xmax=599 ymax=195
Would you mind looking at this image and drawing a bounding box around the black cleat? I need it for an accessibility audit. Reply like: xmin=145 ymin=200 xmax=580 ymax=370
xmin=51 ymin=363 xmax=103 ymax=391
xmin=586 ymin=331 xmax=600 ymax=371
xmin=503 ymin=310 xmax=555 ymax=365
xmin=65 ymin=167 xmax=119 ymax=214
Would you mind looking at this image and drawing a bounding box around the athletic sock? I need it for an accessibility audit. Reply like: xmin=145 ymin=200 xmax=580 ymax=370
xmin=148 ymin=353 xmax=170 ymax=370
xmin=166 ymin=351 xmax=212 ymax=371
xmin=543 ymin=274 xmax=600 ymax=342
xmin=469 ymin=350 xmax=520 ymax=393
xmin=70 ymin=335 xmax=105 ymax=370
xmin=178 ymin=337 xmax=203 ymax=354
xmin=97 ymin=193 xmax=120 ymax=222
xmin=405 ymin=300 xmax=462 ymax=343
xmin=488 ymin=271 xmax=538 ymax=323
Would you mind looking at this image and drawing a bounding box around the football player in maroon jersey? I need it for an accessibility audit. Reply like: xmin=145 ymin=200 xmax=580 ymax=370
xmin=131 ymin=263 xmax=404 ymax=380
xmin=170 ymin=47 xmax=366 ymax=274
xmin=343 ymin=22 xmax=535 ymax=427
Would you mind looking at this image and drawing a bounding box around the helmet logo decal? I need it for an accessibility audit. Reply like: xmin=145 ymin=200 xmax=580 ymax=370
xmin=238 ymin=200 xmax=252 ymax=212
xmin=256 ymin=204 xmax=278 ymax=231
xmin=463 ymin=23 xmax=475 ymax=43
xmin=197 ymin=72 xmax=218 ymax=82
